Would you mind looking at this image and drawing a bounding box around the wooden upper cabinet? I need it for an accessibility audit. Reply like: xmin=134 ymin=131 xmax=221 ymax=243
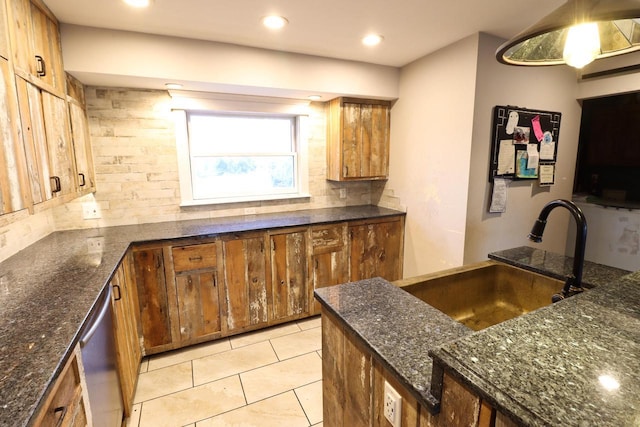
xmin=220 ymin=233 xmax=269 ymax=333
xmin=67 ymin=74 xmax=96 ymax=193
xmin=7 ymin=0 xmax=65 ymax=92
xmin=327 ymin=97 xmax=391 ymax=181
xmin=7 ymin=0 xmax=33 ymax=76
xmin=15 ymin=76 xmax=50 ymax=204
xmin=42 ymin=90 xmax=75 ymax=197
xmin=309 ymin=223 xmax=349 ymax=315
xmin=0 ymin=58 xmax=30 ymax=214
xmin=349 ymin=216 xmax=404 ymax=282
xmin=270 ymin=228 xmax=309 ymax=322
xmin=0 ymin=0 xmax=9 ymax=59
xmin=15 ymin=78 xmax=75 ymax=202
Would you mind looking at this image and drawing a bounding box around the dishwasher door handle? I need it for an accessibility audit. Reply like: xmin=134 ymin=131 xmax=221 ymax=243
xmin=80 ymin=286 xmax=112 ymax=348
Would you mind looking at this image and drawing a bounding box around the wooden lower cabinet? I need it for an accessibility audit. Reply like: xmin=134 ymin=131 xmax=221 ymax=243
xmin=33 ymin=345 xmax=89 ymax=427
xmin=110 ymin=253 xmax=141 ymax=417
xmin=269 ymin=228 xmax=309 ymax=322
xmin=220 ymin=232 xmax=269 ymax=333
xmin=349 ymin=216 xmax=404 ymax=282
xmin=133 ymin=246 xmax=174 ymax=353
xmin=130 ymin=215 xmax=404 ymax=355
xmin=309 ymin=223 xmax=349 ymax=315
xmin=172 ymin=242 xmax=222 ymax=342
xmin=321 ymin=307 xmax=516 ymax=427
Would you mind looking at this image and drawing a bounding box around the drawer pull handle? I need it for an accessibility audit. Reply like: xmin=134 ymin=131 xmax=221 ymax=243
xmin=189 ymin=255 xmax=203 ymax=262
xmin=51 ymin=176 xmax=61 ymax=194
xmin=54 ymin=406 xmax=67 ymax=427
xmin=35 ymin=55 xmax=46 ymax=77
xmin=113 ymin=284 xmax=122 ymax=301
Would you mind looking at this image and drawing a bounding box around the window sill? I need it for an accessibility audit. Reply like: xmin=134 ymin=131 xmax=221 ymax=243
xmin=180 ymin=193 xmax=311 ymax=207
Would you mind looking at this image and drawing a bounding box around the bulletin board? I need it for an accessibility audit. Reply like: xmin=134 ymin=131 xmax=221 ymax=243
xmin=488 ymin=105 xmax=561 ymax=183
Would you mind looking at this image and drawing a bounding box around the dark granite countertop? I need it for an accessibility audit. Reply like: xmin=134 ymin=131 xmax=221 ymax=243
xmin=314 ymin=278 xmax=472 ymax=411
xmin=0 ymin=205 xmax=404 ymax=427
xmin=315 ymin=246 xmax=638 ymax=426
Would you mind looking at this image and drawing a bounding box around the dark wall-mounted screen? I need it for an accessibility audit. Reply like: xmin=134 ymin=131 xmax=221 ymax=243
xmin=574 ymin=91 xmax=640 ymax=204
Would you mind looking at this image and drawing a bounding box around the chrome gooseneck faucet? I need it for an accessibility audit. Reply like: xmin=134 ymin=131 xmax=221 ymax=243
xmin=528 ymin=199 xmax=588 ymax=302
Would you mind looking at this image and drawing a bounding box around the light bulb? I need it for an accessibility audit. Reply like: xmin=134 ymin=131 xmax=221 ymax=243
xmin=262 ymin=16 xmax=288 ymax=30
xmin=563 ymin=22 xmax=600 ymax=68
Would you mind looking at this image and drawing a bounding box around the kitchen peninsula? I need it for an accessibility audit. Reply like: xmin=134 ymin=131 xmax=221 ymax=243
xmin=315 ymin=247 xmax=639 ymax=426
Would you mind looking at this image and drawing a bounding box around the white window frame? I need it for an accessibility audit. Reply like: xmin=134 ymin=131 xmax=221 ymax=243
xmin=172 ymin=91 xmax=310 ymax=206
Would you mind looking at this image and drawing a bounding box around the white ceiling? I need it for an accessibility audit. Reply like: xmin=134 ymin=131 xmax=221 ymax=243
xmin=42 ymin=0 xmax=565 ymax=68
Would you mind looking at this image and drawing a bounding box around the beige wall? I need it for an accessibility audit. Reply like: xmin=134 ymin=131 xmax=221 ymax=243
xmin=387 ymin=32 xmax=583 ymax=277
xmin=463 ymin=33 xmax=583 ymax=264
xmin=387 ymin=34 xmax=480 ymax=277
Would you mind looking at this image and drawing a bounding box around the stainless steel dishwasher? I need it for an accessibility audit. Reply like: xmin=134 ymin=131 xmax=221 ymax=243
xmin=80 ymin=285 xmax=124 ymax=427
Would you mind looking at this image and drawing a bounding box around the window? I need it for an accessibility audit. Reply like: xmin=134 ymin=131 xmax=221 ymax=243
xmin=172 ymin=93 xmax=310 ymax=206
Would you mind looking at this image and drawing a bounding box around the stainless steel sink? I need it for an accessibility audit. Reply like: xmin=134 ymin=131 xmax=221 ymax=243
xmin=394 ymin=261 xmax=564 ymax=331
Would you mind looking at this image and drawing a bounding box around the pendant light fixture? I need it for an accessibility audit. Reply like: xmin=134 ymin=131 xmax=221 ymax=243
xmin=496 ymin=0 xmax=640 ymax=68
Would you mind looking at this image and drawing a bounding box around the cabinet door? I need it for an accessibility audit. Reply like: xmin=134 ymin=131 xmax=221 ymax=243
xmin=349 ymin=218 xmax=403 ymax=282
xmin=42 ymin=91 xmax=75 ymax=197
xmin=68 ymin=101 xmax=95 ymax=192
xmin=310 ymin=223 xmax=348 ymax=315
xmin=110 ymin=254 xmax=141 ymax=417
xmin=270 ymin=229 xmax=309 ymax=321
xmin=221 ymin=233 xmax=268 ymax=332
xmin=343 ymin=102 xmax=389 ymax=179
xmin=133 ymin=248 xmax=173 ymax=351
xmin=175 ymin=271 xmax=221 ymax=341
xmin=0 ymin=58 xmax=30 ymax=214
xmin=0 ymin=0 xmax=9 ymax=59
xmin=7 ymin=0 xmax=34 ymax=76
xmin=29 ymin=2 xmax=64 ymax=90
xmin=328 ymin=98 xmax=390 ymax=181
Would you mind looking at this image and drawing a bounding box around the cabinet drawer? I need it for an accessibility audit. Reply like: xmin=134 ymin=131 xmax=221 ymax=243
xmin=172 ymin=243 xmax=217 ymax=273
xmin=311 ymin=225 xmax=345 ymax=254
xmin=37 ymin=352 xmax=83 ymax=426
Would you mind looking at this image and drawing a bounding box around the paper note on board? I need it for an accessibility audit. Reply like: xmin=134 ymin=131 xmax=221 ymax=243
xmin=497 ymin=140 xmax=515 ymax=174
xmin=505 ymin=111 xmax=519 ymax=135
xmin=489 ymin=177 xmax=509 ymax=213
xmin=527 ymin=144 xmax=539 ymax=169
xmin=539 ymin=164 xmax=555 ymax=186
xmin=531 ymin=115 xmax=544 ymax=142
xmin=540 ymin=131 xmax=555 ymax=160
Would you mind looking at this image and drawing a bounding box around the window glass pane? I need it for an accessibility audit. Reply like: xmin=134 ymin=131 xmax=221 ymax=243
xmin=189 ymin=114 xmax=293 ymax=155
xmin=191 ymin=156 xmax=295 ymax=199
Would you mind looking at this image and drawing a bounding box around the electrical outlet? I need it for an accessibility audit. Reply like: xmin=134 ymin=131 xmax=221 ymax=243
xmin=244 ymin=207 xmax=257 ymax=215
xmin=86 ymin=237 xmax=105 ymax=254
xmin=339 ymin=188 xmax=347 ymax=199
xmin=384 ymin=381 xmax=402 ymax=427
xmin=82 ymin=202 xmax=101 ymax=219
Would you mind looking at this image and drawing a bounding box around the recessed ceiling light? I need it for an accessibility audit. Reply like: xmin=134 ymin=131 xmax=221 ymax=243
xmin=362 ymin=34 xmax=384 ymax=47
xmin=262 ymin=15 xmax=288 ymax=30
xmin=123 ymin=0 xmax=151 ymax=8
xmin=308 ymin=95 xmax=322 ymax=101
xmin=165 ymin=83 xmax=183 ymax=90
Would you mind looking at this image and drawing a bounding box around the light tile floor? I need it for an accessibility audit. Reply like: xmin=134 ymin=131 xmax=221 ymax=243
xmin=126 ymin=316 xmax=323 ymax=427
